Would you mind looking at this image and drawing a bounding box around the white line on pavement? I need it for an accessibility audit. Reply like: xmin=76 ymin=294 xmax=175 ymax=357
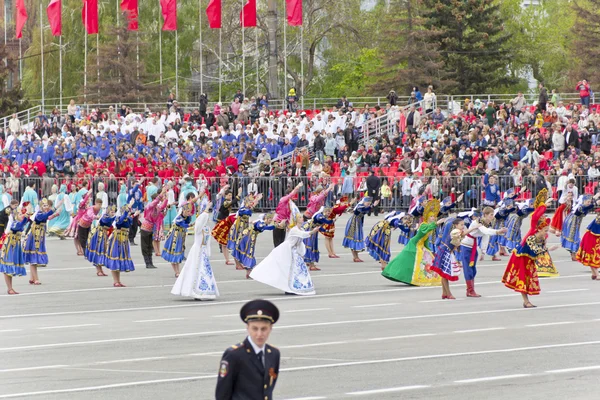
xmin=368 ymin=333 xmax=436 ymax=341
xmin=0 ymin=273 xmax=590 ymax=319
xmin=282 ymin=397 xmax=327 ymax=400
xmin=486 ymin=294 xmax=520 ymax=298
xmin=0 ymin=329 xmax=21 ymax=333
xmin=211 ymin=314 xmax=239 ymax=318
xmin=38 ymin=324 xmax=100 ymax=330
xmin=347 ymin=385 xmax=431 ymax=395
xmin=133 ymin=318 xmax=185 ymax=323
xmin=0 ymin=365 xmax=68 ymax=373
xmin=455 ymin=374 xmax=531 ymax=384
xmin=286 ymin=308 xmax=332 ymax=313
xmin=4 ymin=301 xmax=600 ymax=352
xmin=546 ymin=365 xmax=600 ymax=374
xmin=352 ymin=303 xmax=399 ymax=308
xmin=453 ymin=327 xmax=506 ymax=334
xmin=419 ymin=299 xmax=464 ymax=303
xmin=526 ymin=321 xmax=577 ymax=327
xmin=547 ymin=289 xmax=590 ymax=293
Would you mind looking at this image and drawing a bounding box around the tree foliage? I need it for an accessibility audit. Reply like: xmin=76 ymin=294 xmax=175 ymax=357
xmin=570 ymin=0 xmax=600 ymax=88
xmin=0 ymin=44 xmax=28 ymax=116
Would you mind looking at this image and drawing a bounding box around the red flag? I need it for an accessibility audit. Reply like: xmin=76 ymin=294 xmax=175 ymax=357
xmin=47 ymin=0 xmax=62 ymax=36
xmin=206 ymin=0 xmax=221 ymax=29
xmin=286 ymin=0 xmax=302 ymax=26
xmin=160 ymin=0 xmax=177 ymax=31
xmin=81 ymin=0 xmax=99 ymax=34
xmin=240 ymin=0 xmax=257 ymax=28
xmin=120 ymin=0 xmax=138 ymax=31
xmin=15 ymin=0 xmax=28 ymax=39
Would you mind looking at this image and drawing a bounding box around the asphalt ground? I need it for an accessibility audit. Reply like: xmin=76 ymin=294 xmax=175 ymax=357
xmin=0 ymin=214 xmax=599 ymax=400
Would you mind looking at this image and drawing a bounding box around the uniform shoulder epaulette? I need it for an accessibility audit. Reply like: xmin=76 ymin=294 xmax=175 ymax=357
xmin=267 ymin=344 xmax=279 ymax=351
xmin=227 ymin=342 xmax=244 ymax=351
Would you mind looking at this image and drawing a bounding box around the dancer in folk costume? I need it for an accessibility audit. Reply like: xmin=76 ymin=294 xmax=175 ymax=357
xmin=0 ymin=205 xmax=31 ymax=294
xmin=397 ymin=214 xmax=415 ymax=246
xmin=23 ymin=199 xmax=60 ymax=285
xmin=105 ymin=205 xmax=140 ymax=287
xmin=431 ymin=196 xmax=462 ymax=254
xmin=229 ymin=194 xmax=263 ymax=271
xmin=163 ymin=181 xmax=178 ymax=230
xmin=342 ymin=196 xmax=378 ymax=262
xmin=47 ymin=184 xmax=73 ymax=239
xmin=365 ymin=211 xmax=405 ymax=270
xmin=85 ymin=205 xmax=117 ymax=277
xmin=68 ymin=191 xmax=93 ymax=255
xmin=576 ymin=213 xmax=600 ymax=280
xmin=302 ymin=209 xmax=333 ymax=271
xmin=236 ymin=213 xmax=275 ymax=279
xmin=381 ymin=199 xmax=442 ymax=286
xmin=179 ymin=176 xmax=199 ymax=233
xmin=550 ymin=191 xmax=573 ymax=236
xmin=251 ymin=212 xmax=319 ymax=296
xmin=321 ymin=197 xmax=353 ymax=258
xmin=212 ymin=185 xmax=230 ymax=224
xmin=140 ymin=187 xmax=169 ymax=269
xmin=162 ymin=201 xmax=195 ymax=278
xmin=77 ymin=196 xmax=103 ymax=260
xmin=211 ymin=187 xmax=238 ymax=265
xmin=0 ymin=200 xmax=18 ymax=239
xmin=526 ymin=190 xmax=558 ymax=278
xmin=486 ymin=198 xmax=516 ymax=261
xmin=459 ymin=207 xmax=507 ymax=297
xmin=431 ymin=217 xmax=467 ymax=299
xmin=171 ymin=197 xmax=219 ymax=300
xmin=561 ymin=193 xmax=598 ymax=261
xmin=503 ymin=190 xmax=559 ymax=308
xmin=501 ymin=200 xmax=535 ymax=252
xmin=272 ymin=182 xmax=304 ymax=247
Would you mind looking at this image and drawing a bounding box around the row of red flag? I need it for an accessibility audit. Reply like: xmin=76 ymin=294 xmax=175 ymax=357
xmin=15 ymin=0 xmax=303 ymax=38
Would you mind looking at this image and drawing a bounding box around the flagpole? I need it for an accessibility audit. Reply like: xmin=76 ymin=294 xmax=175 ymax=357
xmin=175 ymin=29 xmax=179 ymax=98
xmin=84 ymin=2 xmax=88 ymax=104
xmin=159 ymin=0 xmax=163 ymax=86
xmin=255 ymin=26 xmax=259 ymax=96
xmin=300 ymin=25 xmax=304 ymax=109
xmin=96 ymin=33 xmax=100 ymax=100
xmin=117 ymin=0 xmax=120 ymax=84
xmin=59 ymin=35 xmax=63 ymax=112
xmin=219 ymin=28 xmax=222 ymax=102
xmin=40 ymin=3 xmax=45 ymax=111
xmin=199 ymin=0 xmax=203 ymax=95
xmin=283 ymin=0 xmax=287 ymax=104
xmin=19 ymin=39 xmax=22 ymax=80
xmin=242 ymin=0 xmax=245 ymax=97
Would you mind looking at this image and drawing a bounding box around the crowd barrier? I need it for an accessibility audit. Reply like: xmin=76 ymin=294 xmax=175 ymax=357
xmin=2 ymin=174 xmax=595 ymax=213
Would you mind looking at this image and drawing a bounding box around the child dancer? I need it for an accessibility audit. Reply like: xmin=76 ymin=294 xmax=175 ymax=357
xmin=397 ymin=214 xmax=415 ymax=246
xmin=561 ymin=194 xmax=598 ymax=261
xmin=78 ymin=198 xmax=104 ymax=269
xmin=365 ymin=211 xmax=405 ymax=270
xmin=229 ymin=194 xmax=262 ymax=271
xmin=105 ymin=205 xmax=139 ymax=287
xmin=576 ymin=213 xmax=600 ymax=280
xmin=486 ymin=198 xmax=515 ymax=261
xmin=23 ymin=199 xmax=59 ymax=285
xmin=431 ymin=218 xmax=466 ymax=299
xmin=321 ymin=197 xmax=352 ymax=258
xmin=236 ymin=213 xmax=275 ymax=278
xmin=211 ymin=189 xmax=238 ymax=265
xmin=501 ymin=200 xmax=535 ymax=252
xmin=342 ymin=197 xmax=378 ymax=262
xmin=0 ymin=206 xmax=31 ymax=294
xmin=162 ymin=201 xmax=194 ymax=278
xmin=302 ymin=209 xmax=334 ymax=271
xmin=85 ymin=206 xmax=117 ymax=277
xmin=67 ymin=191 xmax=93 ymax=255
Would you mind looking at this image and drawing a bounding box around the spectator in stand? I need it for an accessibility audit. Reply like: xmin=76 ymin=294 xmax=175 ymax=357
xmin=233 ymin=89 xmax=244 ymax=103
xmin=8 ymin=114 xmax=21 ymax=134
xmin=538 ymin=82 xmax=548 ymax=112
xmin=67 ymin=99 xmax=77 ymax=123
xmin=386 ymin=90 xmax=398 ymax=106
xmin=511 ymin=92 xmax=526 ymax=111
xmin=337 ymin=96 xmax=349 ymax=112
xmin=423 ymin=86 xmax=437 ymax=114
xmin=231 ymin=98 xmax=241 ymax=118
xmin=406 ymin=105 xmax=421 ymax=134
xmin=413 ymin=87 xmax=423 ymax=103
xmin=576 ymin=79 xmax=591 ymax=107
xmin=366 ymin=170 xmax=381 ymax=216
xmin=313 ymin=131 xmax=326 ymax=163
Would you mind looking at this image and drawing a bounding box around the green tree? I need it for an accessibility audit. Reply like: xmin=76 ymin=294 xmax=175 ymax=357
xmin=422 ymin=0 xmax=516 ymax=94
xmin=570 ymin=0 xmax=600 ymax=88
xmin=0 ymin=44 xmax=28 ymax=116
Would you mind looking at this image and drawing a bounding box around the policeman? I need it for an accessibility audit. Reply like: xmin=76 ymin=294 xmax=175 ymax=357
xmin=215 ymin=299 xmax=280 ymax=400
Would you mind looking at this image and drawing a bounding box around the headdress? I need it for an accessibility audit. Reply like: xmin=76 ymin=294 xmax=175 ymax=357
xmin=353 ymin=196 xmax=372 ymax=212
xmin=288 ymin=200 xmax=301 ymax=228
xmin=423 ymin=199 xmax=441 ymax=222
xmin=40 ymin=198 xmax=49 ymax=207
xmin=441 ymin=196 xmax=453 ymax=207
xmin=107 ymin=205 xmax=117 ymax=214
xmin=572 ymin=194 xmax=592 ymax=214
xmin=536 ymin=217 xmax=550 ymax=232
xmin=182 ymin=202 xmax=195 ymax=215
xmin=534 ymin=188 xmax=548 ymax=209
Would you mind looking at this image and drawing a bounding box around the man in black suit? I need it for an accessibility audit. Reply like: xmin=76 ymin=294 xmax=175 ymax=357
xmin=564 ymin=124 xmax=580 ymax=149
xmin=216 ymin=300 xmax=281 ymax=400
xmin=366 ymin=170 xmax=381 ymax=216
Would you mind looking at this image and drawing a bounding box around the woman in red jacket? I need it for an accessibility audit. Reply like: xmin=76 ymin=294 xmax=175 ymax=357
xmin=576 ymin=79 xmax=591 ymax=107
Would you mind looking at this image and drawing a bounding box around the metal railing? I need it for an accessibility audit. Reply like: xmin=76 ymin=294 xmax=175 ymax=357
xmin=0 ymin=105 xmax=43 ymax=132
xmin=2 ymin=174 xmax=594 ymax=213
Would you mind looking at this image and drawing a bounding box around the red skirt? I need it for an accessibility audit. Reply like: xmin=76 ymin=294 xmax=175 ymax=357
xmin=320 ymin=222 xmax=336 ymax=238
xmin=502 ymin=253 xmax=541 ymax=295
xmin=212 ymin=219 xmax=233 ymax=246
xmin=549 ymin=204 xmax=566 ymax=233
xmin=576 ymin=231 xmax=600 ymax=269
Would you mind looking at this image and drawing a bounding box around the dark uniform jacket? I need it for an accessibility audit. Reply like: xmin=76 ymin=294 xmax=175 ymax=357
xmin=216 ymin=338 xmax=280 ymax=400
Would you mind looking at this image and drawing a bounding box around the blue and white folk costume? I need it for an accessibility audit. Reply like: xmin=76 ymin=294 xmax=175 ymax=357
xmin=235 ymin=216 xmax=274 ymax=269
xmin=171 ymin=199 xmax=219 ymax=300
xmin=431 ymin=196 xmax=456 ymax=254
xmin=105 ymin=210 xmax=135 ymax=272
xmin=47 ymin=185 xmax=73 ymax=236
xmin=302 ymin=211 xmax=334 ymax=265
xmin=23 ymin=209 xmax=57 ymax=266
xmin=162 ymin=211 xmax=191 ymax=264
xmin=0 ymin=217 xmax=29 ymax=277
xmin=227 ymin=203 xmax=253 ymax=253
xmin=431 ymin=218 xmax=462 ymax=281
xmin=163 ymin=184 xmax=177 ymax=230
xmin=482 ymin=175 xmax=501 ymax=206
xmin=486 ymin=199 xmax=516 ymax=256
xmin=561 ymin=195 xmax=595 ymax=253
xmin=500 ymin=200 xmax=535 ymax=251
xmin=251 ymin=223 xmax=316 ymax=295
xmin=85 ymin=212 xmax=117 ymax=267
xmin=342 ymin=197 xmax=373 ymax=251
xmin=365 ymin=211 xmax=404 ymax=263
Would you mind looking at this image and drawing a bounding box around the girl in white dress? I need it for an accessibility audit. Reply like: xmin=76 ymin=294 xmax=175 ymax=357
xmin=171 ymin=197 xmax=219 ymax=301
xmin=250 ymin=212 xmax=319 ymax=296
